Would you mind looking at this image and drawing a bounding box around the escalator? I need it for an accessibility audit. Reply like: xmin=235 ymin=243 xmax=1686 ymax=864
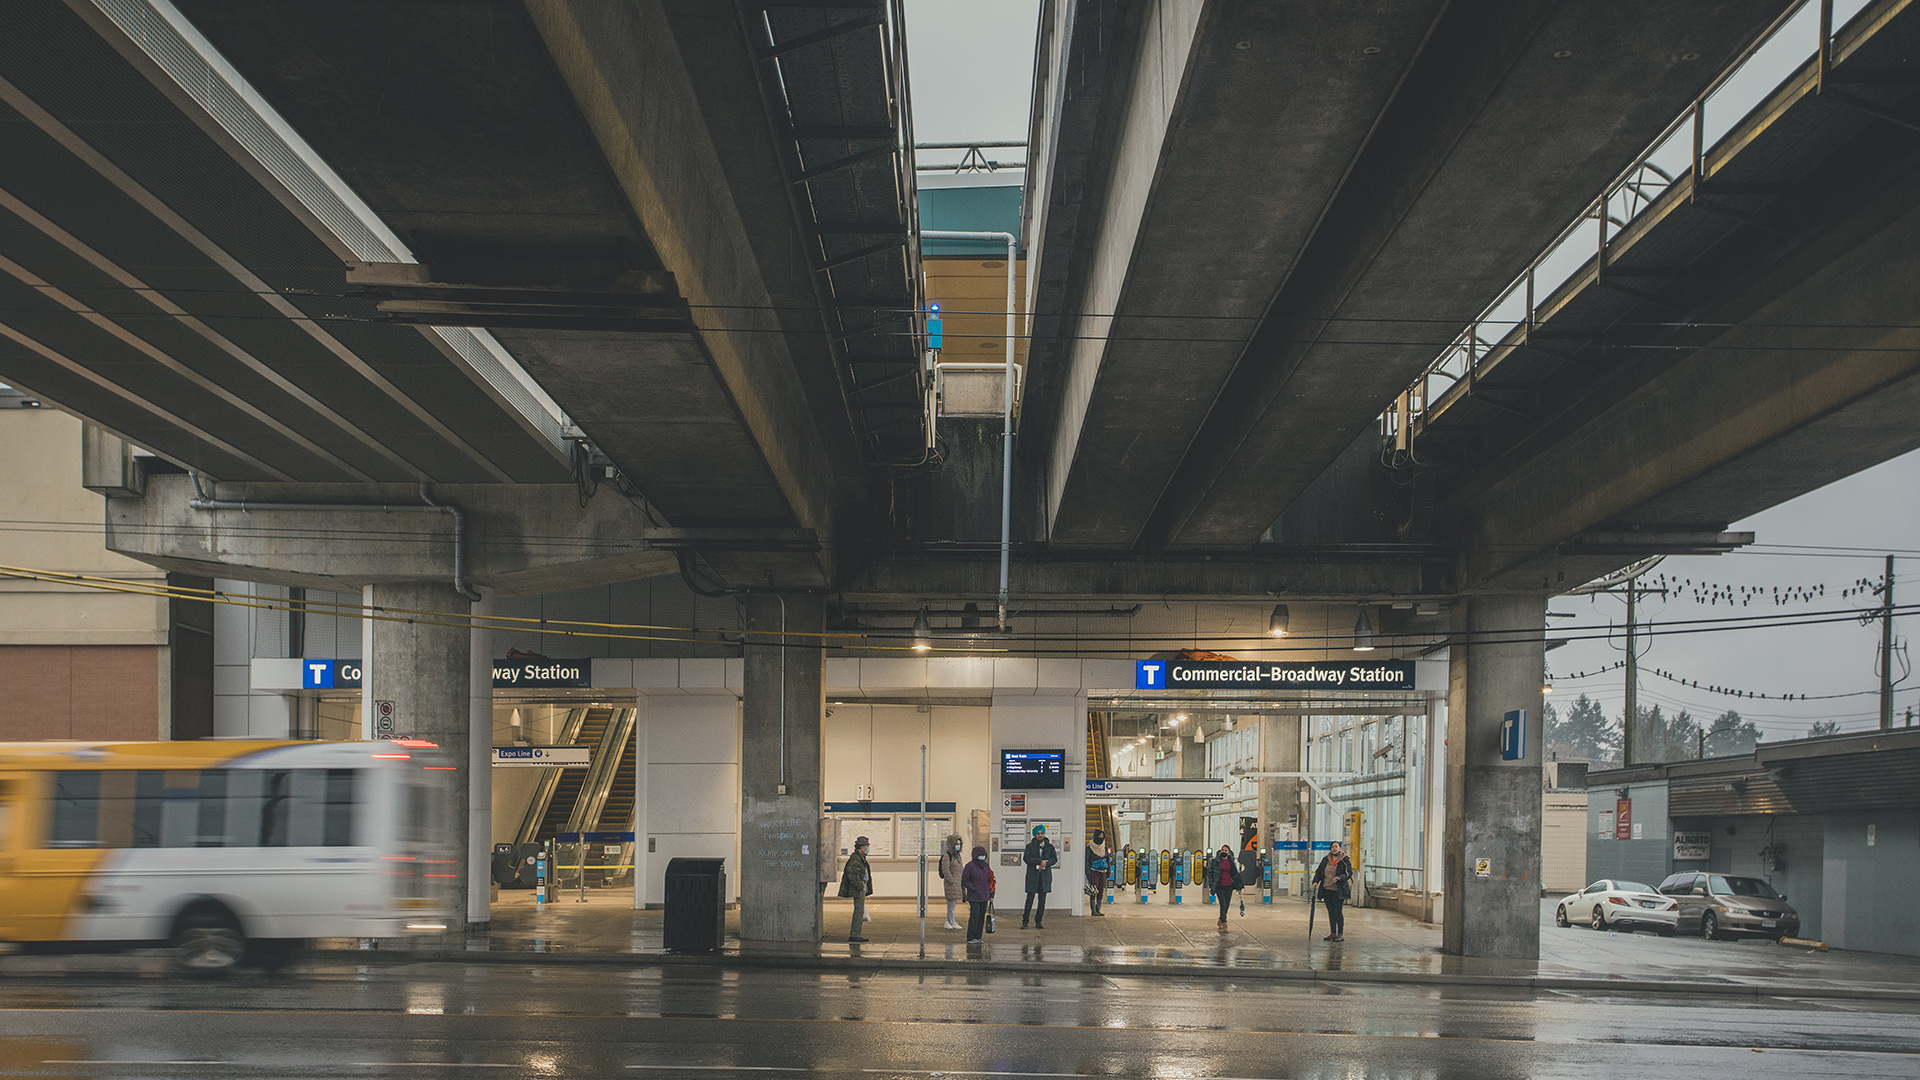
xmin=512 ymin=705 xmax=637 ymax=846
xmin=1085 ymin=711 xmax=1117 ymax=845
xmin=533 ymin=706 xmax=615 ymax=841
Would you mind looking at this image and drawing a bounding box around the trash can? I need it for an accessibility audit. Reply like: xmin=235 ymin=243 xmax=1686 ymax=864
xmin=663 ymin=857 xmax=727 ymax=953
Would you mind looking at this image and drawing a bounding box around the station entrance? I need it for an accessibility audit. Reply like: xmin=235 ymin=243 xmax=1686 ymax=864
xmin=1084 ymin=685 xmax=1441 ymax=927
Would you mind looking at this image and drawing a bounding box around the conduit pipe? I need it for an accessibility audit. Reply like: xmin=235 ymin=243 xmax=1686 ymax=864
xmin=188 ymin=475 xmax=482 ymax=601
xmin=920 ymin=229 xmax=1017 ymax=630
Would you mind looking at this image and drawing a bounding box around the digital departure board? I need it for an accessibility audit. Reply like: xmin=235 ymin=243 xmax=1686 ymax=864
xmin=1001 ymin=748 xmax=1066 ymax=789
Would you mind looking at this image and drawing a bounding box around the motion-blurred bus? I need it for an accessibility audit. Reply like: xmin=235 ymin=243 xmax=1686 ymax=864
xmin=0 ymin=739 xmax=456 ymax=973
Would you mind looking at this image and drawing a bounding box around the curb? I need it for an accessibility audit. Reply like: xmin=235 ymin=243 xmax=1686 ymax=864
xmin=299 ymin=947 xmax=1920 ymax=1003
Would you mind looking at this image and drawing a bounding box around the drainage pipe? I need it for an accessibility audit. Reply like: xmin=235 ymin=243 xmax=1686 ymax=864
xmin=188 ymin=475 xmax=482 ymax=601
xmin=920 ymin=229 xmax=1017 ymax=630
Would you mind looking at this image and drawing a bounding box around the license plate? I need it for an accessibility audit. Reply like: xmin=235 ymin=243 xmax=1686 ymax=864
xmin=1639 ymin=901 xmax=1658 ymax=908
xmin=1761 ymin=919 xmax=1776 ymax=928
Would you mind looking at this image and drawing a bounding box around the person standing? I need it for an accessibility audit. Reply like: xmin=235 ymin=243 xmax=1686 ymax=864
xmin=937 ymin=832 xmax=966 ymax=930
xmin=960 ymin=844 xmax=993 ymax=943
xmin=1313 ymin=841 xmax=1353 ymax=942
xmin=1021 ymin=825 xmax=1057 ymax=929
xmin=838 ymin=836 xmax=873 ymax=943
xmin=1212 ymin=844 xmax=1240 ymax=928
xmin=1085 ymin=829 xmax=1110 ymax=917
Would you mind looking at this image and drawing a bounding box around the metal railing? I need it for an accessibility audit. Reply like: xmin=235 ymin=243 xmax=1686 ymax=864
xmin=1381 ymin=0 xmax=1882 ymax=447
xmin=915 ymin=141 xmax=1027 ymax=173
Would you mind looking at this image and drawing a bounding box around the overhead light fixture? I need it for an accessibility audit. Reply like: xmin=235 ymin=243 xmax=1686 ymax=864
xmin=1353 ymin=607 xmax=1376 ymax=652
xmin=911 ymin=608 xmax=932 ymax=652
xmin=1268 ymin=603 xmax=1290 ymax=637
xmin=1543 ymin=684 xmax=1554 ymax=695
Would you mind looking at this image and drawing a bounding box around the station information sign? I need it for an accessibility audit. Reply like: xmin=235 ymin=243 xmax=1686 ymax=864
xmin=1135 ymin=658 xmax=1414 ymax=691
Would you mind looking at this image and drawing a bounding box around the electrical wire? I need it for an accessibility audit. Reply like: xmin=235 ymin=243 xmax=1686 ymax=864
xmin=2 ymin=560 xmax=1915 ymax=656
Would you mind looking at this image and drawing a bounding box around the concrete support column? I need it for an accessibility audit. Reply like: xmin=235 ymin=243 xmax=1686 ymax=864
xmin=739 ymin=594 xmax=824 ymax=944
xmin=467 ymin=587 xmax=493 ymax=930
xmin=364 ymin=581 xmax=474 ymax=932
xmin=1174 ymin=731 xmax=1205 ymax=851
xmin=1442 ymin=593 xmax=1547 ymax=958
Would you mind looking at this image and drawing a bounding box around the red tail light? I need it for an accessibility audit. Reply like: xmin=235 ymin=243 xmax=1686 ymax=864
xmin=1607 ymin=896 xmax=1628 ymax=906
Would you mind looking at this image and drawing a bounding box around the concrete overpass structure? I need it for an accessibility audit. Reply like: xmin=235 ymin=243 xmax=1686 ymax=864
xmin=2 ymin=0 xmax=1916 ymax=959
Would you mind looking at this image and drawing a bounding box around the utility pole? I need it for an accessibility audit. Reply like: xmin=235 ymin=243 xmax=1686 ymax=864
xmin=1624 ymin=580 xmax=1638 ymax=764
xmin=1881 ymin=554 xmax=1896 ymax=731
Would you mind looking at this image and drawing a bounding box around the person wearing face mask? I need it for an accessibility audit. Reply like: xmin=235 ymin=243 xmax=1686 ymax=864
xmin=1085 ymin=829 xmax=1110 ymax=916
xmin=937 ymin=832 xmax=966 ymax=930
xmin=960 ymin=844 xmax=993 ymax=943
xmin=1212 ymin=844 xmax=1241 ymax=929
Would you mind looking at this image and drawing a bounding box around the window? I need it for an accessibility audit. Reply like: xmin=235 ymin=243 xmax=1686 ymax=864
xmin=49 ymin=771 xmax=100 ymax=848
xmin=41 ymin=769 xmax=359 ymax=849
xmin=1615 ymin=881 xmax=1655 ymax=895
xmin=1713 ymin=875 xmax=1781 ymax=899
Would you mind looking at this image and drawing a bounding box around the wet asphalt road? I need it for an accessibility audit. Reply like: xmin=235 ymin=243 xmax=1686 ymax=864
xmin=0 ymin=960 xmax=1915 ymax=1079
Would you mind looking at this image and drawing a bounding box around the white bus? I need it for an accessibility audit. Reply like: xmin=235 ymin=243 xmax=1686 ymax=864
xmin=0 ymin=738 xmax=457 ymax=973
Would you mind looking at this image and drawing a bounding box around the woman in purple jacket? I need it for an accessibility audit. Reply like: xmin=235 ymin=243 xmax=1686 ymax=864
xmin=960 ymin=845 xmax=994 ymax=943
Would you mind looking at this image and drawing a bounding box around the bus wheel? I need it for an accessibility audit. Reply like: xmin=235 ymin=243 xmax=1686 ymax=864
xmin=171 ymin=909 xmax=245 ymax=976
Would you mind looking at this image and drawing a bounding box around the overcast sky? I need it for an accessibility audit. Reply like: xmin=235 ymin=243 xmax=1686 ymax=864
xmin=1549 ymin=448 xmax=1920 ymax=740
xmin=904 ymin=0 xmax=1039 ymax=145
xmin=902 ymin=3 xmax=1915 ymax=740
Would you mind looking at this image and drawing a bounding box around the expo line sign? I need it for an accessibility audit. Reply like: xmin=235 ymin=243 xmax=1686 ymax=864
xmin=1136 ymin=659 xmax=1414 ymax=691
xmin=492 ymin=746 xmax=591 ymax=768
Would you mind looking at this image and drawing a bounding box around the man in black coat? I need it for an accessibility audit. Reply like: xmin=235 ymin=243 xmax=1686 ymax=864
xmin=1313 ymin=841 xmax=1354 ymax=942
xmin=1021 ymin=825 xmax=1057 ymax=929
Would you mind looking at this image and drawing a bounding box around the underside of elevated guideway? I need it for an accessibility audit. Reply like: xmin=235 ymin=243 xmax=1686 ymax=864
xmin=0 ymin=0 xmax=949 ymax=592
xmin=1402 ymin=0 xmax=1920 ymax=590
xmin=1023 ymin=0 xmax=1797 ymax=554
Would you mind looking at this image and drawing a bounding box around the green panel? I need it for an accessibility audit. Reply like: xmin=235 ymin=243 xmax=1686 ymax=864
xmin=919 ymin=185 xmax=1023 ymax=256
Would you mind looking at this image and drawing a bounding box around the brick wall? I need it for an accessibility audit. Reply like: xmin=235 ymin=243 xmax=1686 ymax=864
xmin=0 ymin=645 xmax=161 ymax=741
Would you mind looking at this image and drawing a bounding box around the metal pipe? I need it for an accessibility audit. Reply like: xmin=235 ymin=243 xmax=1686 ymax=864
xmin=187 ymin=475 xmax=482 ymax=601
xmin=919 ymin=229 xmax=1019 ymax=630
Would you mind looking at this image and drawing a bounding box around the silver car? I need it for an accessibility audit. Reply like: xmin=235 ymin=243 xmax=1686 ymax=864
xmin=1657 ymin=871 xmax=1801 ymax=940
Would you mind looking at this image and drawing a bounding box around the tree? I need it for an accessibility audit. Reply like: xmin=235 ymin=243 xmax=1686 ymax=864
xmin=1547 ymin=694 xmax=1620 ymax=765
xmin=1808 ymin=719 xmax=1842 ymax=737
xmin=1625 ymin=705 xmax=1703 ymax=762
xmin=1702 ymin=710 xmax=1763 ymax=756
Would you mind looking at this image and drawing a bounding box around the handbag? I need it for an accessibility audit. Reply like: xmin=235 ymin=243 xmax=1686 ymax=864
xmin=986 ymin=910 xmax=996 ymax=933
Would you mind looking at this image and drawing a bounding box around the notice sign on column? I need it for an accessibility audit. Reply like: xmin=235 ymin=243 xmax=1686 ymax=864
xmin=374 ymin=699 xmax=396 ymax=740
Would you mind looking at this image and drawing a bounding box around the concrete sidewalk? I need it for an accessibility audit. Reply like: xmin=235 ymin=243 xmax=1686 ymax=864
xmin=310 ymin=889 xmax=1920 ymax=1002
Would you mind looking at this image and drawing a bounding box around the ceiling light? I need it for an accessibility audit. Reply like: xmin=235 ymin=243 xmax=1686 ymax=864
xmin=1353 ymin=607 xmax=1376 ymax=652
xmin=1268 ymin=603 xmax=1290 ymax=637
xmin=911 ymin=608 xmax=931 ymax=652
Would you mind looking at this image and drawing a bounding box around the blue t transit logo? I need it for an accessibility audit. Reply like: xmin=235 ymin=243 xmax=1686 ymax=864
xmin=301 ymin=660 xmax=363 ymax=689
xmin=1135 ymin=660 xmax=1166 ymax=689
xmin=303 ymin=660 xmax=335 ymax=689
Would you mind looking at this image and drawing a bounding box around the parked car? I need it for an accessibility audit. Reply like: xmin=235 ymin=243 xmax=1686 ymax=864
xmin=1656 ymin=871 xmax=1800 ymax=940
xmin=1555 ymin=879 xmax=1678 ymax=934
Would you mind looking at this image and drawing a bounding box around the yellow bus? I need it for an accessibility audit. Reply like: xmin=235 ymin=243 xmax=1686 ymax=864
xmin=0 ymin=739 xmax=456 ymax=973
